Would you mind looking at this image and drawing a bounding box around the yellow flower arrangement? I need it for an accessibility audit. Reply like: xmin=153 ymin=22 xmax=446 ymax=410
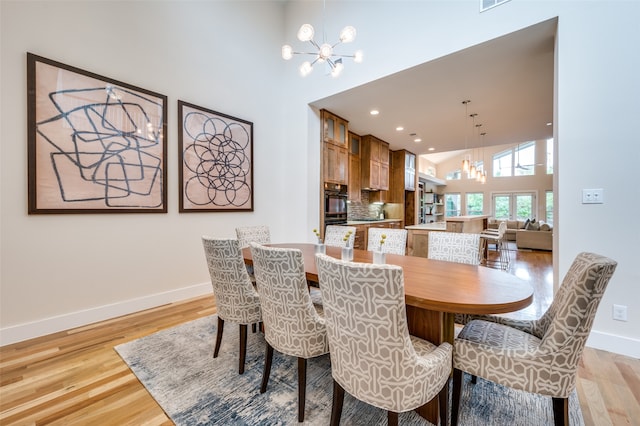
xmin=379 ymin=234 xmax=387 ymax=251
xmin=342 ymin=230 xmax=354 ymax=247
xmin=313 ymin=228 xmax=322 ymax=243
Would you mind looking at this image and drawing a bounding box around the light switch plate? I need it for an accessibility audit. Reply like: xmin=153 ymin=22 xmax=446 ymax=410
xmin=582 ymin=188 xmax=604 ymax=204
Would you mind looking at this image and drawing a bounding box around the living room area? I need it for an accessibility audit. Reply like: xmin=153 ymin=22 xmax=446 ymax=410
xmin=420 ymin=138 xmax=554 ymax=253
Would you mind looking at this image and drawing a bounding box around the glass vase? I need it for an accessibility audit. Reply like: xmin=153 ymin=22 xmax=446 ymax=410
xmin=315 ymin=242 xmax=326 ymax=255
xmin=341 ymin=246 xmax=353 ymax=261
xmin=373 ymin=251 xmax=386 ymax=264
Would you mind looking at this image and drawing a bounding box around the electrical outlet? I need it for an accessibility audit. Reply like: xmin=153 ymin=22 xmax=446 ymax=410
xmin=613 ymin=304 xmax=628 ymax=321
xmin=582 ymin=188 xmax=604 ymax=204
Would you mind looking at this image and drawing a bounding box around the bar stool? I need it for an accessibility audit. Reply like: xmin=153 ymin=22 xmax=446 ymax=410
xmin=480 ymin=221 xmax=509 ymax=270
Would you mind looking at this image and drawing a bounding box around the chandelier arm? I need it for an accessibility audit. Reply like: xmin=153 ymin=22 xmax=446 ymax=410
xmin=308 ymin=39 xmax=321 ymax=49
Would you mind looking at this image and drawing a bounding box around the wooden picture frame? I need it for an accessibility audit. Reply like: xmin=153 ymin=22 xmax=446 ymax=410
xmin=178 ymin=101 xmax=253 ymax=212
xmin=27 ymin=53 xmax=168 ymax=214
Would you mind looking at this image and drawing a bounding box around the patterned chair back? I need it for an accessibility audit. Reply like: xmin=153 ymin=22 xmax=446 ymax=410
xmin=315 ymin=253 xmax=452 ymax=412
xmin=367 ymin=228 xmax=408 ymax=255
xmin=201 ymin=237 xmax=261 ymax=324
xmin=324 ymin=225 xmax=356 ymax=247
xmin=532 ymin=253 xmax=617 ymax=371
xmin=249 ymin=243 xmax=328 ymax=358
xmin=428 ymin=231 xmax=481 ymax=265
xmin=235 ymin=225 xmax=271 ymax=249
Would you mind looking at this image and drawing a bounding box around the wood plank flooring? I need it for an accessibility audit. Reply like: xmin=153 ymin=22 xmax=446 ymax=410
xmin=1 ymin=248 xmax=638 ymax=425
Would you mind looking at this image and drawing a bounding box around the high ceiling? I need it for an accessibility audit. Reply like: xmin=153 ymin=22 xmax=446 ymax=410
xmin=310 ymin=19 xmax=556 ymax=164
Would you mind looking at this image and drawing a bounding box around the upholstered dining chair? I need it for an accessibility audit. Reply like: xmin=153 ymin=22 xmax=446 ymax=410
xmin=427 ymin=231 xmax=481 ymax=265
xmin=249 ymin=243 xmax=329 ymax=422
xmin=451 ymin=252 xmax=617 ymax=426
xmin=324 ymin=225 xmax=356 ymax=247
xmin=235 ymin=225 xmax=271 ymax=248
xmin=315 ymin=253 xmax=452 ymax=426
xmin=201 ymin=237 xmax=262 ymax=375
xmin=235 ymin=225 xmax=271 ymax=282
xmin=367 ymin=227 xmax=408 ymax=255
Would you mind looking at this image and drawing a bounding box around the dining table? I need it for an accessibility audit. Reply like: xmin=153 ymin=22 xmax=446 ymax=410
xmin=242 ymin=243 xmax=534 ymax=424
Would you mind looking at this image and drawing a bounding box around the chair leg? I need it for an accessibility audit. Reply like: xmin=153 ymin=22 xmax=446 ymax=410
xmin=387 ymin=411 xmax=398 ymax=426
xmin=298 ymin=357 xmax=307 ymax=422
xmin=239 ymin=324 xmax=247 ymax=374
xmin=438 ymin=379 xmax=448 ymax=426
xmin=252 ymin=323 xmax=257 ymax=333
xmin=330 ymin=379 xmax=345 ymax=426
xmin=471 ymin=374 xmax=477 ymax=384
xmin=213 ymin=317 xmax=224 ymax=358
xmin=451 ymin=368 xmax=463 ymax=426
xmin=552 ymin=397 xmax=569 ymax=426
xmin=260 ymin=343 xmax=273 ymax=393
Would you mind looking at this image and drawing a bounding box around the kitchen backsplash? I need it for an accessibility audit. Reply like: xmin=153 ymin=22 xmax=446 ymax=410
xmin=347 ymin=191 xmax=383 ymax=220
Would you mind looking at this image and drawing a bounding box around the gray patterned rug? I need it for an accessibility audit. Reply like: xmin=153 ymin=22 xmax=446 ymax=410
xmin=115 ymin=315 xmax=584 ymax=425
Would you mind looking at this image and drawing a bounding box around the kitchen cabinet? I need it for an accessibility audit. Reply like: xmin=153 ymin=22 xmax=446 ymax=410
xmin=361 ymin=134 xmax=389 ymax=191
xmin=347 ymin=220 xmax=402 ymax=250
xmin=348 ymin=132 xmax=361 ymax=202
xmin=323 ymin=142 xmax=348 ymax=185
xmin=322 ymin=109 xmax=348 ymax=147
xmin=321 ymin=110 xmax=349 ymax=185
xmin=388 ymin=150 xmax=416 ymax=203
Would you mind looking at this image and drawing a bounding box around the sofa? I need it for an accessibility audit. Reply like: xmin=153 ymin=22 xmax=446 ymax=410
xmin=516 ymin=220 xmax=553 ymax=251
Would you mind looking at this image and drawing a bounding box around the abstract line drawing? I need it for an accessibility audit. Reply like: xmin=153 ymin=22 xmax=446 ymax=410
xmin=178 ymin=101 xmax=253 ymax=212
xmin=27 ymin=53 xmax=167 ymax=214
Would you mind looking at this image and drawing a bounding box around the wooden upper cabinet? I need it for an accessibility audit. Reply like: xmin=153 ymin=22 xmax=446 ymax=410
xmin=322 ymin=109 xmax=348 ymax=147
xmin=389 ymin=150 xmax=416 ymax=203
xmin=324 ymin=142 xmax=348 ymax=185
xmin=322 ymin=109 xmax=349 ymax=185
xmin=361 ymin=134 xmax=390 ymax=191
xmin=348 ymin=132 xmax=361 ymax=202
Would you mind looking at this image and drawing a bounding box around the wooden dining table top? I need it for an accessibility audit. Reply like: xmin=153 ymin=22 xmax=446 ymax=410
xmin=242 ymin=243 xmax=533 ymax=316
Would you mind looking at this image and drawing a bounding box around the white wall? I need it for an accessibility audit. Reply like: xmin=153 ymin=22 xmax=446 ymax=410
xmin=0 ymin=1 xmax=294 ymax=343
xmin=2 ymin=0 xmax=639 ymax=357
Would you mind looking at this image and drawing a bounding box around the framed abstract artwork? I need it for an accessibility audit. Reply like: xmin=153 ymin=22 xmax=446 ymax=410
xmin=27 ymin=53 xmax=168 ymax=214
xmin=178 ymin=101 xmax=253 ymax=212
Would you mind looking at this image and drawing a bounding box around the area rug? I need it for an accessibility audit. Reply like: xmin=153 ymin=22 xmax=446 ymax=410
xmin=115 ymin=315 xmax=584 ymax=425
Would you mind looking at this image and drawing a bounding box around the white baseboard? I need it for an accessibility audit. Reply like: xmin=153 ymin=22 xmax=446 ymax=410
xmin=0 ymin=283 xmax=212 ymax=347
xmin=587 ymin=330 xmax=640 ymax=358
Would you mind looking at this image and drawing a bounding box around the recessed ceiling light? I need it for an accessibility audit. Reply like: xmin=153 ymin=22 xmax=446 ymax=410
xmin=414 ymin=138 xmax=422 ymax=143
xmin=428 ymin=147 xmax=435 ymax=151
xmin=396 ymin=126 xmax=404 ymax=131
xmin=370 ymin=109 xmax=379 ymax=116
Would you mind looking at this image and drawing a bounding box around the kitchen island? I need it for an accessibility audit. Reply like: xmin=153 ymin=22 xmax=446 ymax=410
xmin=406 ymin=215 xmax=488 ymax=257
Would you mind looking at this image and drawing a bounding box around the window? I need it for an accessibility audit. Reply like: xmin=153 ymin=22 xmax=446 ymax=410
xmin=492 ymin=192 xmax=536 ymax=221
xmin=546 ymin=191 xmax=553 ymax=225
xmin=493 ymin=142 xmax=535 ymax=177
xmin=514 ymin=142 xmax=535 ymax=176
xmin=445 ymin=193 xmax=461 ymax=217
xmin=466 ymin=193 xmax=484 ymax=215
xmin=446 ymin=169 xmax=461 ymax=180
xmin=493 ymin=149 xmax=512 ymax=177
xmin=546 ymin=138 xmax=554 ymax=174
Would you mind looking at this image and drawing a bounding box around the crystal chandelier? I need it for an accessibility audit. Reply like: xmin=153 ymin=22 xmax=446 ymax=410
xmin=281 ymin=2 xmax=363 ymax=77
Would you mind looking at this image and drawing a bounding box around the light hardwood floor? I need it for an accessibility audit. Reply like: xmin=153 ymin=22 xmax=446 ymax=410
xmin=1 ymin=249 xmax=638 ymax=425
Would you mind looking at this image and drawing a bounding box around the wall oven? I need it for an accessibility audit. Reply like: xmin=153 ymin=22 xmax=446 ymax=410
xmin=324 ymin=183 xmax=348 ymax=226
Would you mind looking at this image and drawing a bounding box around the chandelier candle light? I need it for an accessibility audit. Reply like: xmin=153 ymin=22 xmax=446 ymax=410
xmin=281 ymin=2 xmax=363 ymax=77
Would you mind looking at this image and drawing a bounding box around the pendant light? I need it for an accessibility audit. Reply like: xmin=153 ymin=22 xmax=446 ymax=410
xmin=479 ymin=132 xmax=487 ymax=184
xmin=461 ymin=100 xmax=471 ymax=173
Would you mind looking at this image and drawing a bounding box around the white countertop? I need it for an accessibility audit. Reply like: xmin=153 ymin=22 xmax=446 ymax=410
xmin=405 ymin=222 xmax=447 ymax=230
xmin=444 ymin=215 xmax=490 ymax=222
xmin=345 ymin=219 xmax=402 ymax=225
